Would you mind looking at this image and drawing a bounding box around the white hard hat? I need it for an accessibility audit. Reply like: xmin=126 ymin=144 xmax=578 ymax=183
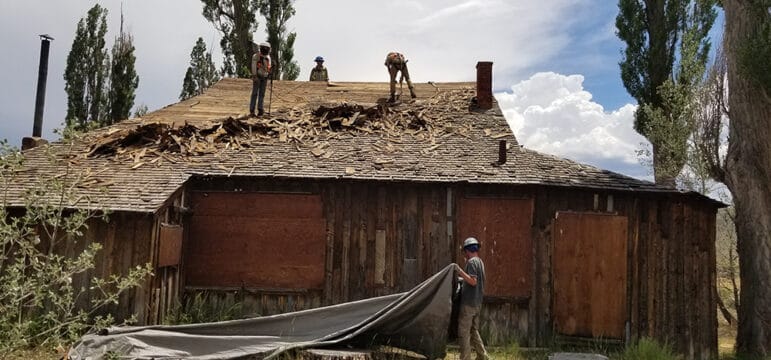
xmin=259 ymin=42 xmax=271 ymax=49
xmin=463 ymin=237 xmax=480 ymax=249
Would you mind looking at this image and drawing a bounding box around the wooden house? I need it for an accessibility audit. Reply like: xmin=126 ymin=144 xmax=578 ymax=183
xmin=5 ymin=62 xmax=721 ymax=359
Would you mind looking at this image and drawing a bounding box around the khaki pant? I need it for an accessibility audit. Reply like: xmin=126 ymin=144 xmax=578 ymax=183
xmin=388 ymin=64 xmax=415 ymax=98
xmin=458 ymin=305 xmax=488 ymax=360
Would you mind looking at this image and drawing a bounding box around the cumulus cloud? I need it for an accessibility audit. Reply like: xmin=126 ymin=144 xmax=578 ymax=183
xmin=497 ymin=72 xmax=650 ymax=177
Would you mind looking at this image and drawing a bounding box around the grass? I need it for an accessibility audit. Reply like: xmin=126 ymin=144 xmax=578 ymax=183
xmin=718 ymin=319 xmax=737 ymax=358
xmin=718 ymin=321 xmax=740 ymax=360
xmin=616 ymin=338 xmax=678 ymax=360
xmin=2 ymin=348 xmax=62 ymax=360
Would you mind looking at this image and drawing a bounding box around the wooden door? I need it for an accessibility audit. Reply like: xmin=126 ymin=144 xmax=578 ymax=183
xmin=457 ymin=197 xmax=533 ymax=299
xmin=552 ymin=212 xmax=628 ymax=339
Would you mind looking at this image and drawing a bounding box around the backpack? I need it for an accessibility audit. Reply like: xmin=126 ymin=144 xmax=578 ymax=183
xmin=387 ymin=52 xmax=405 ymax=66
xmin=256 ymin=55 xmax=271 ymax=78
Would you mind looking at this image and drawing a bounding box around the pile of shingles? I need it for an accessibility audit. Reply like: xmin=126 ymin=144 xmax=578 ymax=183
xmin=84 ymin=89 xmax=484 ymax=165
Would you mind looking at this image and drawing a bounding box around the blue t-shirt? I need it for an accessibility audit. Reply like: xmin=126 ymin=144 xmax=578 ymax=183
xmin=460 ymin=256 xmax=485 ymax=307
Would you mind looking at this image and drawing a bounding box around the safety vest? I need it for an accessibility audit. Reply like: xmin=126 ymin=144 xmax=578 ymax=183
xmin=253 ymin=54 xmax=272 ymax=78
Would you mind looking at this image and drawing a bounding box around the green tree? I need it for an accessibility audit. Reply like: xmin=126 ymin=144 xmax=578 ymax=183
xmin=279 ymin=32 xmax=300 ymax=80
xmin=201 ymin=0 xmax=259 ymax=78
xmin=723 ymin=1 xmax=771 ymax=357
xmin=616 ymin=0 xmax=717 ymax=186
xmin=64 ymin=4 xmax=111 ymax=131
xmin=258 ymin=0 xmax=299 ymax=80
xmin=180 ymin=38 xmax=221 ymax=100
xmin=109 ymin=11 xmax=139 ymax=124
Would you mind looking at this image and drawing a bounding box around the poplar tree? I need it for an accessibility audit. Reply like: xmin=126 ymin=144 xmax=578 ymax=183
xmin=258 ymin=0 xmax=299 ymax=80
xmin=108 ymin=10 xmax=139 ymax=124
xmin=64 ymin=4 xmax=110 ymax=131
xmin=201 ymin=0 xmax=259 ymax=78
xmin=616 ymin=0 xmax=717 ymax=186
xmin=722 ymin=1 xmax=771 ymax=356
xmin=180 ymin=38 xmax=220 ymax=100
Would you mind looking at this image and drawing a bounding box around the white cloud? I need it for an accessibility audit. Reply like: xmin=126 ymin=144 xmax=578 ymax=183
xmin=497 ymin=72 xmax=649 ymax=176
xmin=293 ymin=0 xmax=579 ymax=85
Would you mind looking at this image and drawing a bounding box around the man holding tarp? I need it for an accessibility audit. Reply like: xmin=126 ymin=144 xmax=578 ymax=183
xmin=454 ymin=237 xmax=490 ymax=360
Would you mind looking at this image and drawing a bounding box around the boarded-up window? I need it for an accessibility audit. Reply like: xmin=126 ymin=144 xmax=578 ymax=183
xmin=552 ymin=212 xmax=627 ymax=339
xmin=457 ymin=197 xmax=533 ymax=299
xmin=158 ymin=224 xmax=183 ymax=267
xmin=185 ymin=192 xmax=326 ymax=289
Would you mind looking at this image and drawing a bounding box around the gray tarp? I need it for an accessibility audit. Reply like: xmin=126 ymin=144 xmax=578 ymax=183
xmin=68 ymin=264 xmax=455 ymax=360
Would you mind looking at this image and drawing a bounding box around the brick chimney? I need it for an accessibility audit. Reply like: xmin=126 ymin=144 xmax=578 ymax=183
xmin=476 ymin=61 xmax=493 ymax=110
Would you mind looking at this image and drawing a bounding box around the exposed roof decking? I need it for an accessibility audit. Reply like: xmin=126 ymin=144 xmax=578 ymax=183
xmin=6 ymin=78 xmax=696 ymax=213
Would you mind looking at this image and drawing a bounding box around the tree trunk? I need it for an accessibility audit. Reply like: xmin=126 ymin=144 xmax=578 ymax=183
xmin=724 ymin=2 xmax=771 ymax=357
xmin=717 ymin=295 xmax=737 ymax=325
xmin=652 ymin=143 xmax=677 ymax=187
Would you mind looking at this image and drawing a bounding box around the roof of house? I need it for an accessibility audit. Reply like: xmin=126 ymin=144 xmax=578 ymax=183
xmin=4 ymin=78 xmax=717 ymax=213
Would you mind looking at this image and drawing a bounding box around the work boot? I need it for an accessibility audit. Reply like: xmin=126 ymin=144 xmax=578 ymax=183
xmin=257 ymin=109 xmax=264 ymax=117
xmin=388 ymin=94 xmax=395 ymax=103
xmin=249 ymin=112 xmax=256 ymax=118
xmin=411 ymin=92 xmax=417 ymax=99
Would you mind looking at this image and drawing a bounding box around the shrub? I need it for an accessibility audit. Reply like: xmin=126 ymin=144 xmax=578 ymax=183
xmin=0 ymin=140 xmax=152 ymax=353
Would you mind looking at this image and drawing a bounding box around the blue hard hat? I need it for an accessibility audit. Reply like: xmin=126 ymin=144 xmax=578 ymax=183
xmin=315 ymin=56 xmax=324 ymax=62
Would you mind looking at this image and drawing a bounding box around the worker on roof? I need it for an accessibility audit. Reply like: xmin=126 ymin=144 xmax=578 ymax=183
xmin=249 ymin=42 xmax=272 ymax=117
xmin=384 ymin=52 xmax=416 ymax=102
xmin=309 ymin=56 xmax=329 ymax=82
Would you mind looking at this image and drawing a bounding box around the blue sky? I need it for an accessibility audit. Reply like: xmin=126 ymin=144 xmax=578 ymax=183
xmin=0 ymin=0 xmax=725 ymax=181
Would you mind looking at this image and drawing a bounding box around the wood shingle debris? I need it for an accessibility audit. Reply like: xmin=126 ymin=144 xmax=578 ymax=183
xmin=83 ymin=88 xmax=478 ymax=166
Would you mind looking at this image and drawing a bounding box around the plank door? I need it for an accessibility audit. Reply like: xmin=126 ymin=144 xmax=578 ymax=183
xmin=552 ymin=212 xmax=628 ymax=339
xmin=457 ymin=197 xmax=533 ymax=299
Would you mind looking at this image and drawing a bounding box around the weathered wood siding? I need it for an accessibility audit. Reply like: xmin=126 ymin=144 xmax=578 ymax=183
xmin=529 ymin=187 xmax=717 ymax=359
xmin=65 ymin=212 xmax=155 ymax=323
xmin=629 ymin=200 xmax=718 ymax=360
xmin=165 ymin=178 xmax=717 ymax=358
xmin=182 ymin=179 xmax=458 ymax=316
xmin=146 ymin=189 xmax=186 ymax=324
